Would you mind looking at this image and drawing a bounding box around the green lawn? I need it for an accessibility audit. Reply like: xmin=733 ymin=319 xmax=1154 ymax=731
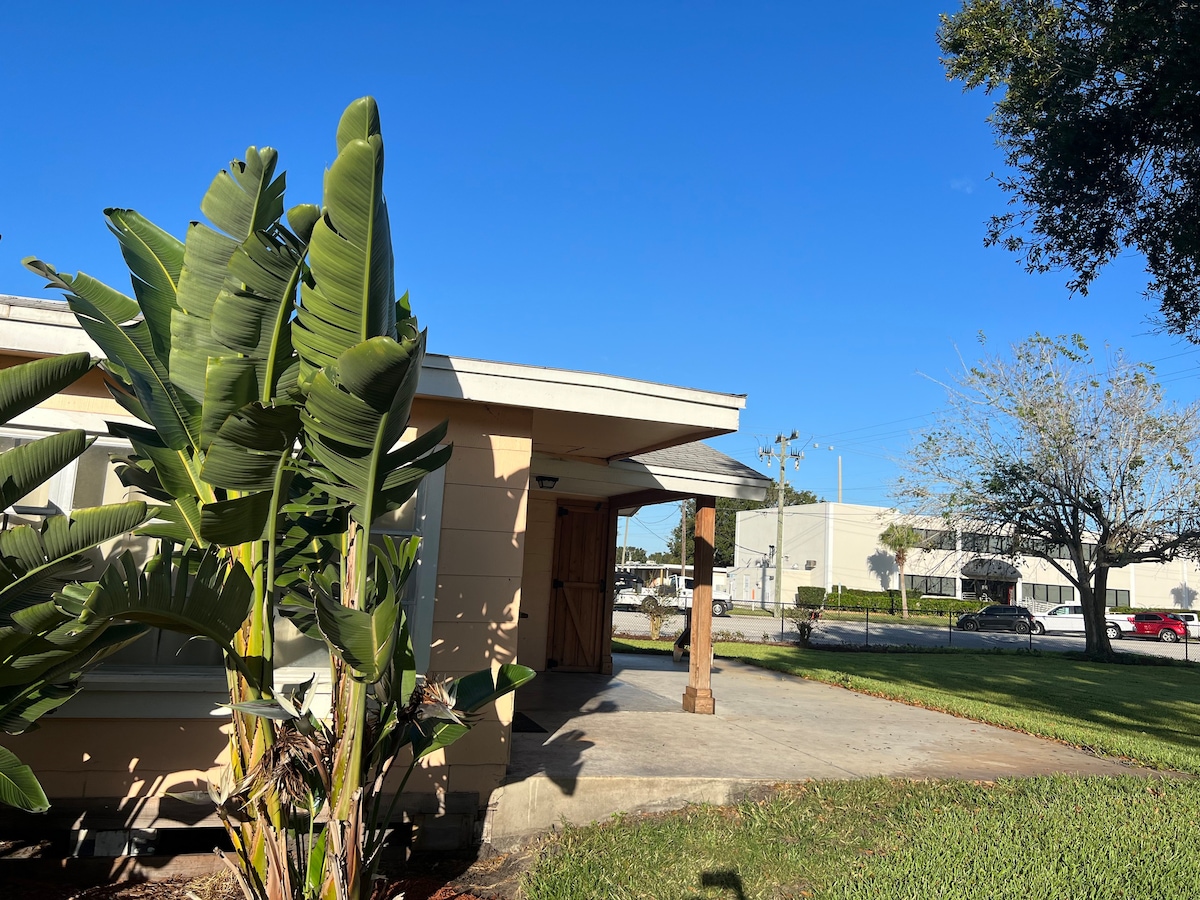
xmin=613 ymin=638 xmax=1200 ymax=773
xmin=525 ymin=641 xmax=1200 ymax=898
xmin=522 ymin=776 xmax=1200 ymax=900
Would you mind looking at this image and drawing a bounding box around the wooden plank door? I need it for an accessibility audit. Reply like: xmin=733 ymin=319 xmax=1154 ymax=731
xmin=546 ymin=501 xmax=609 ymax=671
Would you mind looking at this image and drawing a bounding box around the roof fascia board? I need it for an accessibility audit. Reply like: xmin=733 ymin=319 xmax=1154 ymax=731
xmin=419 ymin=354 xmax=745 ymax=429
xmin=2 ymin=297 xmax=749 ymax=433
xmin=534 ymin=455 xmax=769 ymax=502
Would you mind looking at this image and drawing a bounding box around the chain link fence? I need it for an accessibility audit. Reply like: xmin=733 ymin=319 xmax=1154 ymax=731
xmin=612 ymin=604 xmax=1200 ymax=663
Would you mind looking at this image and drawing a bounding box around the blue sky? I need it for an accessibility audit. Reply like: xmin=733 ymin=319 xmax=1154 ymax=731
xmin=3 ymin=2 xmax=1196 ymax=553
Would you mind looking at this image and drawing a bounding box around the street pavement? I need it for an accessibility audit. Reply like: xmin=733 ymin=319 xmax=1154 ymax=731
xmin=612 ymin=609 xmax=1200 ymax=662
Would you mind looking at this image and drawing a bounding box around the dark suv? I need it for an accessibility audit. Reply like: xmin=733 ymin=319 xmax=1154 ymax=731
xmin=957 ymin=605 xmax=1036 ymax=634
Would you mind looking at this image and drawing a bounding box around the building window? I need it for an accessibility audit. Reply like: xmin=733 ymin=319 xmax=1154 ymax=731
xmin=962 ymin=532 xmax=1014 ymax=554
xmin=1105 ymin=589 xmax=1130 ymax=607
xmin=915 ymin=528 xmax=956 ymax=551
xmin=904 ymin=574 xmax=957 ymax=597
xmin=1021 ymin=582 xmax=1076 ymax=604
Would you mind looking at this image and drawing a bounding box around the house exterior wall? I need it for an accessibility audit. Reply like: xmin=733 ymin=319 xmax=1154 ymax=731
xmin=517 ymin=495 xmax=557 ymax=672
xmin=411 ymin=400 xmax=532 ymax=798
xmin=731 ymin=502 xmax=1191 ymax=610
xmin=0 ymin=365 xmax=536 ymax=808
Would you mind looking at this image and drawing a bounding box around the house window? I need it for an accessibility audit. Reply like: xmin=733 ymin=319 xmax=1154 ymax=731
xmin=1 ymin=431 xmax=73 ymax=515
xmin=0 ymin=430 xmax=133 ymax=516
xmin=1021 ymin=582 xmax=1076 ymax=604
xmin=904 ymin=574 xmax=956 ymax=597
xmin=371 ymin=466 xmax=444 ymax=674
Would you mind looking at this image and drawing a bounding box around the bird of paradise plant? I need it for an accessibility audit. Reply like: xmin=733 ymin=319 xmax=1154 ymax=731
xmin=0 ymin=353 xmax=152 ymax=812
xmin=23 ymin=97 xmax=534 ymax=900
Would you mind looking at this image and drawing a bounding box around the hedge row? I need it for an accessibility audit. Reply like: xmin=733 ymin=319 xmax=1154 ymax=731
xmin=795 ymin=586 xmax=980 ymax=615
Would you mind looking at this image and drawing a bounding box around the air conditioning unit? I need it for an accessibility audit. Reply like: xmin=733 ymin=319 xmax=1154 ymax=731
xmin=804 ymin=560 xmax=817 ymax=570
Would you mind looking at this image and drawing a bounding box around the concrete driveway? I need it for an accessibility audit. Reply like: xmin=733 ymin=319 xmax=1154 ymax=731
xmin=485 ymin=651 xmax=1143 ymax=850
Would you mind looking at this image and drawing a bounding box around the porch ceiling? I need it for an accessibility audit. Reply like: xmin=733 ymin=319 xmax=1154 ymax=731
xmin=531 ymin=442 xmax=770 ymax=507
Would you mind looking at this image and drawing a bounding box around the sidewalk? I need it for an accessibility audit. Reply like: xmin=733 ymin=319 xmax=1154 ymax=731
xmin=485 ymin=651 xmax=1142 ymax=850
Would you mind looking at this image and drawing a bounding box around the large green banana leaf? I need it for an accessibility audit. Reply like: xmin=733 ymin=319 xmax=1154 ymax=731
xmin=77 ymin=545 xmax=253 ymax=659
xmin=0 ymin=680 xmax=78 ymax=734
xmin=22 ymin=261 xmax=200 ymax=451
xmin=0 ymin=501 xmax=150 ymax=619
xmin=0 ymin=590 xmax=147 ymax=690
xmin=0 ymin=745 xmax=48 ymax=812
xmin=0 ymin=620 xmax=147 ymax=723
xmin=293 ymin=97 xmax=395 ymax=388
xmin=315 ymin=590 xmax=399 ymax=682
xmin=0 ymin=430 xmax=89 ymax=512
xmin=301 ymin=336 xmax=447 ymax=526
xmin=106 ymin=422 xmax=207 ymax=544
xmin=0 ymin=345 xmax=96 ymax=514
xmin=211 ymin=213 xmax=315 ymax=404
xmin=0 ymin=352 xmax=93 ymax=425
xmin=200 ymin=404 xmax=302 ymax=492
xmin=171 ymin=148 xmax=287 ymax=430
xmin=104 ymin=208 xmax=183 ymax=364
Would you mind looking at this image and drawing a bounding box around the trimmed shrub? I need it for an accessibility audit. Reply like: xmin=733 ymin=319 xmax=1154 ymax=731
xmin=824 ymin=587 xmax=978 ymax=615
xmin=795 ymin=586 xmax=826 ymax=606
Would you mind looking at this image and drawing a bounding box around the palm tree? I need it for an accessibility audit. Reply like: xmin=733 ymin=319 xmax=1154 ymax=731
xmin=879 ymin=523 xmax=923 ymax=619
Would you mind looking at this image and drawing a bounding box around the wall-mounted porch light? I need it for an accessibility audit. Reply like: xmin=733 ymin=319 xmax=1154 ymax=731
xmin=535 ymin=475 xmax=559 ymax=490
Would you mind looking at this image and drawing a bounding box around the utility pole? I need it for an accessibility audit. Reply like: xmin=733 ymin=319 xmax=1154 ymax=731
xmin=759 ymin=432 xmax=803 ymax=616
xmin=621 ymin=515 xmax=630 ymax=566
xmin=679 ymin=499 xmax=688 ymax=585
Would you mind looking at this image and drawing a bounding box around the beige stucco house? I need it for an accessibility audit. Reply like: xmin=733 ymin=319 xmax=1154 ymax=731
xmin=0 ymin=294 xmax=769 ymax=845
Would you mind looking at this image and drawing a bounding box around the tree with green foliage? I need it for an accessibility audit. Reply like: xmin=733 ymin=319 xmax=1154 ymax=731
xmin=878 ymin=523 xmax=923 ymax=619
xmin=667 ymin=485 xmax=818 ymax=567
xmin=0 ymin=354 xmax=152 ymax=812
xmin=896 ymin=333 xmax=1200 ymax=658
xmin=619 ymin=545 xmax=647 ymax=563
xmin=22 ymin=98 xmax=533 ymax=900
xmin=939 ymin=1 xmax=1200 ymax=339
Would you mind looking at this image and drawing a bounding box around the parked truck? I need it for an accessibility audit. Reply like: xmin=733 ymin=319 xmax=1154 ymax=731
xmin=1031 ymin=603 xmax=1136 ymax=639
xmin=666 ymin=574 xmax=733 ymax=617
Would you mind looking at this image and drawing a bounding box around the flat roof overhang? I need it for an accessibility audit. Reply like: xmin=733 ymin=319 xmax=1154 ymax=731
xmin=420 ymin=354 xmax=745 ymax=461
xmin=2 ymin=295 xmax=751 ymax=464
xmin=529 ymin=450 xmax=770 ymax=509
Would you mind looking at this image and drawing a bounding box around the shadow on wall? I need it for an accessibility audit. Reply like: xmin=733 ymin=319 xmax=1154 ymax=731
xmin=867 ymin=551 xmax=897 ymax=591
xmin=1172 ymin=584 xmax=1198 ymax=608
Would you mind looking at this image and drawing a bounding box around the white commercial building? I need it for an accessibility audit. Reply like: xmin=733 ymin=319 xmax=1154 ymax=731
xmin=729 ymin=502 xmax=1200 ymax=611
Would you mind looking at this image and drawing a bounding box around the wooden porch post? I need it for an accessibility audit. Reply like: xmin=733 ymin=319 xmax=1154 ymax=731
xmin=683 ymin=495 xmax=716 ymax=714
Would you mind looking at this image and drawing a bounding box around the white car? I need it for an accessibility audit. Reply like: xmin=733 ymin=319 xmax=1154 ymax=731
xmin=1032 ymin=604 xmax=1133 ymax=639
xmin=1171 ymin=611 xmax=1200 ymax=638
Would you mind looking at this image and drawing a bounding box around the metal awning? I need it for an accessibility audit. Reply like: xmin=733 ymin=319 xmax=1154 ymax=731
xmin=961 ymin=558 xmax=1021 ymax=580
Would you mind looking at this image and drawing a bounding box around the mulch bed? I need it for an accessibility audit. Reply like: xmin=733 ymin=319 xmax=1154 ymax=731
xmin=4 ymin=848 xmax=534 ymax=900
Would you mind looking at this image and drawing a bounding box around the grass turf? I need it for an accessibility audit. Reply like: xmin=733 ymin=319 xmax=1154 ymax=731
xmin=521 ymin=776 xmax=1200 ymax=900
xmin=613 ymin=638 xmax=1200 ymax=773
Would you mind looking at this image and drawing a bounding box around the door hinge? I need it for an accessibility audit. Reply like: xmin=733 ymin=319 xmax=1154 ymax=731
xmin=553 ymin=579 xmax=564 ymax=589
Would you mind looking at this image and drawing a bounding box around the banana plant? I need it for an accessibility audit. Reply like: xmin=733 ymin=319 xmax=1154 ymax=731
xmin=25 ymin=97 xmax=533 ymax=900
xmin=0 ymin=353 xmax=152 ymax=811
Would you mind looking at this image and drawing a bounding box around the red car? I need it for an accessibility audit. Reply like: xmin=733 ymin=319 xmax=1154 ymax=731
xmin=1130 ymin=612 xmax=1187 ymax=642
